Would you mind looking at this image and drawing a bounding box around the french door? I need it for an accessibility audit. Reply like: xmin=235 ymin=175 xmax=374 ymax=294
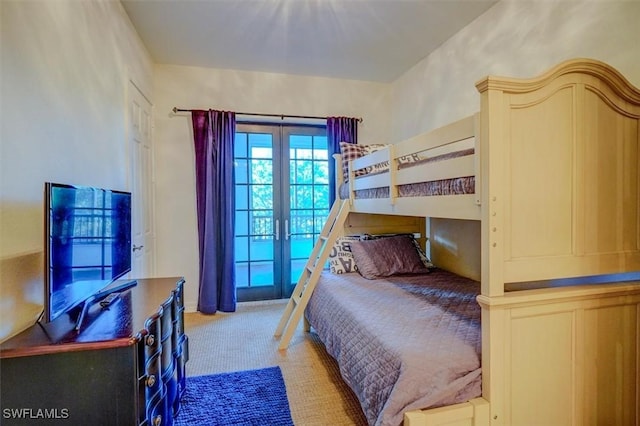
xmin=234 ymin=124 xmax=329 ymax=301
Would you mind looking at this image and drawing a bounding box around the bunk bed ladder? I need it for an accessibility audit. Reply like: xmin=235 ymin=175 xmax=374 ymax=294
xmin=274 ymin=199 xmax=350 ymax=350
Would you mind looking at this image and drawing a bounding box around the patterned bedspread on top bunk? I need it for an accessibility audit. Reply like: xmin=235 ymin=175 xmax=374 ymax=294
xmin=305 ymin=269 xmax=482 ymax=426
xmin=339 ymin=148 xmax=475 ymax=200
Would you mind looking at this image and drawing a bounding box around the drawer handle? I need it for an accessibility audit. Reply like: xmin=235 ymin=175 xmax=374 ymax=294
xmin=146 ymin=334 xmax=155 ymax=346
xmin=153 ymin=414 xmax=162 ymax=425
xmin=146 ymin=374 xmax=156 ymax=387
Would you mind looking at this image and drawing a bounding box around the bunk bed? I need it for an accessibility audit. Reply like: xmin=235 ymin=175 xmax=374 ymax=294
xmin=275 ymin=59 xmax=640 ymax=426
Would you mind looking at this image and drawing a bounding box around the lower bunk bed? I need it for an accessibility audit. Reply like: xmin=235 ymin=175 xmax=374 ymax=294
xmin=305 ymin=267 xmax=482 ymax=426
xmin=304 ymin=231 xmax=640 ymax=426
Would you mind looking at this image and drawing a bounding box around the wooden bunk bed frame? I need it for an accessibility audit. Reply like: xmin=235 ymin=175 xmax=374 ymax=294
xmin=275 ymin=59 xmax=640 ymax=425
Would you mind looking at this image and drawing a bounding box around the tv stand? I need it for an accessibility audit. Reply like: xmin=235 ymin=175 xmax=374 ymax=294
xmin=0 ymin=277 xmax=189 ymax=426
xmin=73 ymin=279 xmax=138 ymax=331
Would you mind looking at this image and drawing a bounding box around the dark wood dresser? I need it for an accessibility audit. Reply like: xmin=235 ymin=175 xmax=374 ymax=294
xmin=0 ymin=277 xmax=189 ymax=426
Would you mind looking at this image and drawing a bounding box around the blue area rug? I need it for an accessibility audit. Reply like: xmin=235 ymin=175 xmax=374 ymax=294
xmin=174 ymin=366 xmax=294 ymax=426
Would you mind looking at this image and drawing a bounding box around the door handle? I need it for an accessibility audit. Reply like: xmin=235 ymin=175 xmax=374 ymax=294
xmin=274 ymin=219 xmax=280 ymax=241
xmin=132 ymin=244 xmax=144 ymax=252
xmin=285 ymin=219 xmax=291 ymax=240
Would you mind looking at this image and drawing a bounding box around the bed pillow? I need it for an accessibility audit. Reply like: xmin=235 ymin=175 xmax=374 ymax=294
xmin=349 ymin=234 xmax=430 ymax=279
xmin=396 ymin=152 xmax=422 ymax=166
xmin=339 ymin=142 xmax=425 ymax=182
xmin=328 ymin=236 xmax=360 ymax=274
xmin=362 ymin=233 xmax=434 ymax=269
xmin=339 ymin=142 xmax=388 ymax=181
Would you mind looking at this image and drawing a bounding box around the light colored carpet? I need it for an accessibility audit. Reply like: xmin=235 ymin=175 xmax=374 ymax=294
xmin=183 ymin=299 xmax=368 ymax=426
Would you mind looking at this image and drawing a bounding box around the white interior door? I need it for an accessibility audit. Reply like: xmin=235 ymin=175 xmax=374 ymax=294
xmin=128 ymin=81 xmax=155 ymax=277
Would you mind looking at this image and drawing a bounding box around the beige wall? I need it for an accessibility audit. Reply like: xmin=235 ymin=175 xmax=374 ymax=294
xmin=153 ymin=65 xmax=391 ymax=311
xmin=391 ymin=0 xmax=640 ymax=140
xmin=0 ymin=1 xmax=154 ymax=341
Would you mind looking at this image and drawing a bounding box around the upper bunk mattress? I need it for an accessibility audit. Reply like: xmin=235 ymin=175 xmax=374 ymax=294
xmin=339 ymin=148 xmax=475 ymax=200
xmin=305 ymin=269 xmax=482 ymax=426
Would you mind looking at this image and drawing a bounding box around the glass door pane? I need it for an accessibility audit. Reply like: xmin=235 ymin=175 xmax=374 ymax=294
xmin=234 ymin=130 xmax=281 ymax=301
xmin=284 ymin=130 xmax=329 ymax=295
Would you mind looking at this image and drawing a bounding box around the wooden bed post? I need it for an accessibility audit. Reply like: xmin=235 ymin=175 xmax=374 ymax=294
xmin=475 ymin=58 xmax=640 ymax=426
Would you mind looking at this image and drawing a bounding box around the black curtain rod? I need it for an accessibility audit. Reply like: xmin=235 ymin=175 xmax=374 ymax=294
xmin=172 ymin=107 xmax=362 ymax=123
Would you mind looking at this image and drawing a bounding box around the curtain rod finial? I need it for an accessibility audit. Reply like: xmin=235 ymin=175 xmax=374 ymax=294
xmin=172 ymin=107 xmax=178 ymax=114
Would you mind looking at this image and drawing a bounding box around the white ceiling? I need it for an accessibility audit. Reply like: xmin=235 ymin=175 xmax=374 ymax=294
xmin=121 ymin=0 xmax=497 ymax=83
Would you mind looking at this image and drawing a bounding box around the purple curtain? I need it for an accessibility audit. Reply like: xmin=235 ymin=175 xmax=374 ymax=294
xmin=327 ymin=117 xmax=359 ymax=205
xmin=191 ymin=110 xmax=236 ymax=313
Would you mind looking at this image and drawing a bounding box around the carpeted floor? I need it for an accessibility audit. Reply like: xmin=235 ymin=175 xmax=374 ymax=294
xmin=183 ymin=299 xmax=368 ymax=426
xmin=175 ymin=366 xmax=294 ymax=426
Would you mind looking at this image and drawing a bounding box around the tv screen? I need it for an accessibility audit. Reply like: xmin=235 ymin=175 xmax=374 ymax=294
xmin=44 ymin=182 xmax=132 ymax=323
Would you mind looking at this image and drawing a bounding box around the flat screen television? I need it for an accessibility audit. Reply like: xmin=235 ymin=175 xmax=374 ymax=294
xmin=43 ymin=182 xmax=132 ymax=324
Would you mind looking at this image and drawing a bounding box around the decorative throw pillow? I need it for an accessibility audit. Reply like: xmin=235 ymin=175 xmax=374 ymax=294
xmin=339 ymin=142 xmax=388 ymax=181
xmin=412 ymin=239 xmax=434 ymax=269
xmin=349 ymin=234 xmax=430 ymax=279
xmin=363 ymin=152 xmax=421 ymax=175
xmin=328 ymin=236 xmax=360 ymax=274
xmin=396 ymin=152 xmax=422 ymax=166
xmin=339 ymin=142 xmax=424 ymax=182
xmin=361 ymin=233 xmax=434 ymax=269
